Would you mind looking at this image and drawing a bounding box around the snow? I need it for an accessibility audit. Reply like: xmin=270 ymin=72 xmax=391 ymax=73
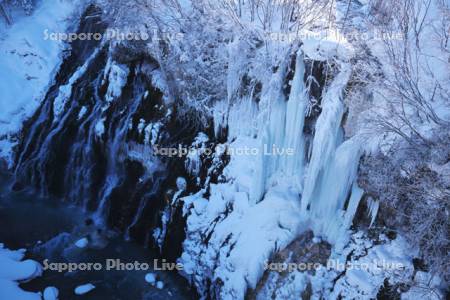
xmin=367 ymin=197 xmax=380 ymax=228
xmin=401 ymin=271 xmax=443 ymax=300
xmin=74 ymin=283 xmax=95 ymax=295
xmin=77 ymin=106 xmax=88 ymax=120
xmin=356 ymin=0 xmax=450 ymax=148
xmin=94 ymin=118 xmax=105 ymax=137
xmin=2 ymin=0 xmax=444 ymax=298
xmin=53 ymin=48 xmax=100 ymax=119
xmin=0 ymin=243 xmax=42 ymax=300
xmin=74 ymin=237 xmax=88 ymax=248
xmin=156 ymin=281 xmax=164 ymax=289
xmin=43 ymin=286 xmax=59 ymax=300
xmin=185 ymin=132 xmax=209 ymax=176
xmin=179 ymin=161 xmax=308 ymax=298
xmin=256 ymin=231 xmax=419 ymax=299
xmin=176 ymin=177 xmax=187 ymax=191
xmin=144 ymin=272 xmax=156 ymax=285
xmin=300 ymin=29 xmax=354 ymax=62
xmin=270 ymin=272 xmax=308 ymax=300
xmin=0 ymin=0 xmax=79 ymax=165
xmin=312 ymin=236 xmax=322 ymax=244
xmin=329 ymin=234 xmax=415 ymax=299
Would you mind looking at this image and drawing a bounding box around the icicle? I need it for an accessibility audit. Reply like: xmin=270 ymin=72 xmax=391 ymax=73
xmin=267 ymin=99 xmax=287 ymax=176
xmin=227 ymin=97 xmax=258 ymax=140
xmin=213 ymin=101 xmax=228 ymax=138
xmin=280 ymin=49 xmax=308 ymax=187
xmin=310 ymin=138 xmax=362 ymax=243
xmin=250 ymin=126 xmax=269 ymax=205
xmin=104 ymin=62 xmax=129 ymax=103
xmin=301 ymin=63 xmax=352 ymax=212
xmin=249 ymin=57 xmax=288 ymax=204
xmin=367 ymin=197 xmax=379 ymax=228
xmin=344 ymin=183 xmax=364 ymax=228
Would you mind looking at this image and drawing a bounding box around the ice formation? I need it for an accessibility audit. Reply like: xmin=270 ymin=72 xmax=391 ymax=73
xmin=178 ymin=39 xmax=367 ymax=298
xmin=0 ymin=244 xmax=42 ymax=300
xmin=74 ymin=283 xmax=96 ymax=295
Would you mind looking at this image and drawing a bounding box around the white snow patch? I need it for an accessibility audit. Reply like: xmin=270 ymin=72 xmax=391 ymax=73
xmin=74 ymin=237 xmax=88 ymax=248
xmin=74 ymin=283 xmax=95 ymax=295
xmin=77 ymin=106 xmax=88 ymax=120
xmin=0 ymin=0 xmax=79 ymax=164
xmin=0 ymin=243 xmax=42 ymax=300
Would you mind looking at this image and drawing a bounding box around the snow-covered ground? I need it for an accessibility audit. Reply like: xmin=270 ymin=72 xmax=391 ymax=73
xmin=0 ymin=0 xmax=79 ymax=165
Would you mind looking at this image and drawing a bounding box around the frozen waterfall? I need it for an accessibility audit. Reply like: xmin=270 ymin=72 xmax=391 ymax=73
xmin=246 ymin=50 xmax=362 ymax=244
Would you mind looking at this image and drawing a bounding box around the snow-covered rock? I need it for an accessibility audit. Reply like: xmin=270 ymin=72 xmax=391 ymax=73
xmin=0 ymin=243 xmax=42 ymax=300
xmin=43 ymin=286 xmax=59 ymax=300
xmin=176 ymin=177 xmax=187 ymax=191
xmin=156 ymin=281 xmax=164 ymax=289
xmin=74 ymin=237 xmax=88 ymax=248
xmin=144 ymin=272 xmax=156 ymax=285
xmin=74 ymin=283 xmax=96 ymax=295
xmin=0 ymin=0 xmax=79 ymax=165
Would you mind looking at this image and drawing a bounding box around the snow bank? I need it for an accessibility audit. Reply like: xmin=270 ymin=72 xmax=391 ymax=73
xmin=0 ymin=243 xmax=42 ymax=300
xmin=180 ymin=182 xmax=307 ymax=299
xmin=144 ymin=272 xmax=156 ymax=285
xmin=0 ymin=0 xmax=79 ymax=165
xmin=329 ymin=233 xmax=415 ymax=299
xmin=74 ymin=283 xmax=95 ymax=295
xmin=43 ymin=286 xmax=59 ymax=300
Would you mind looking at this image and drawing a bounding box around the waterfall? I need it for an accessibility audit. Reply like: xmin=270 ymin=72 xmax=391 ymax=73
xmin=12 ymin=25 xmax=181 ymax=247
